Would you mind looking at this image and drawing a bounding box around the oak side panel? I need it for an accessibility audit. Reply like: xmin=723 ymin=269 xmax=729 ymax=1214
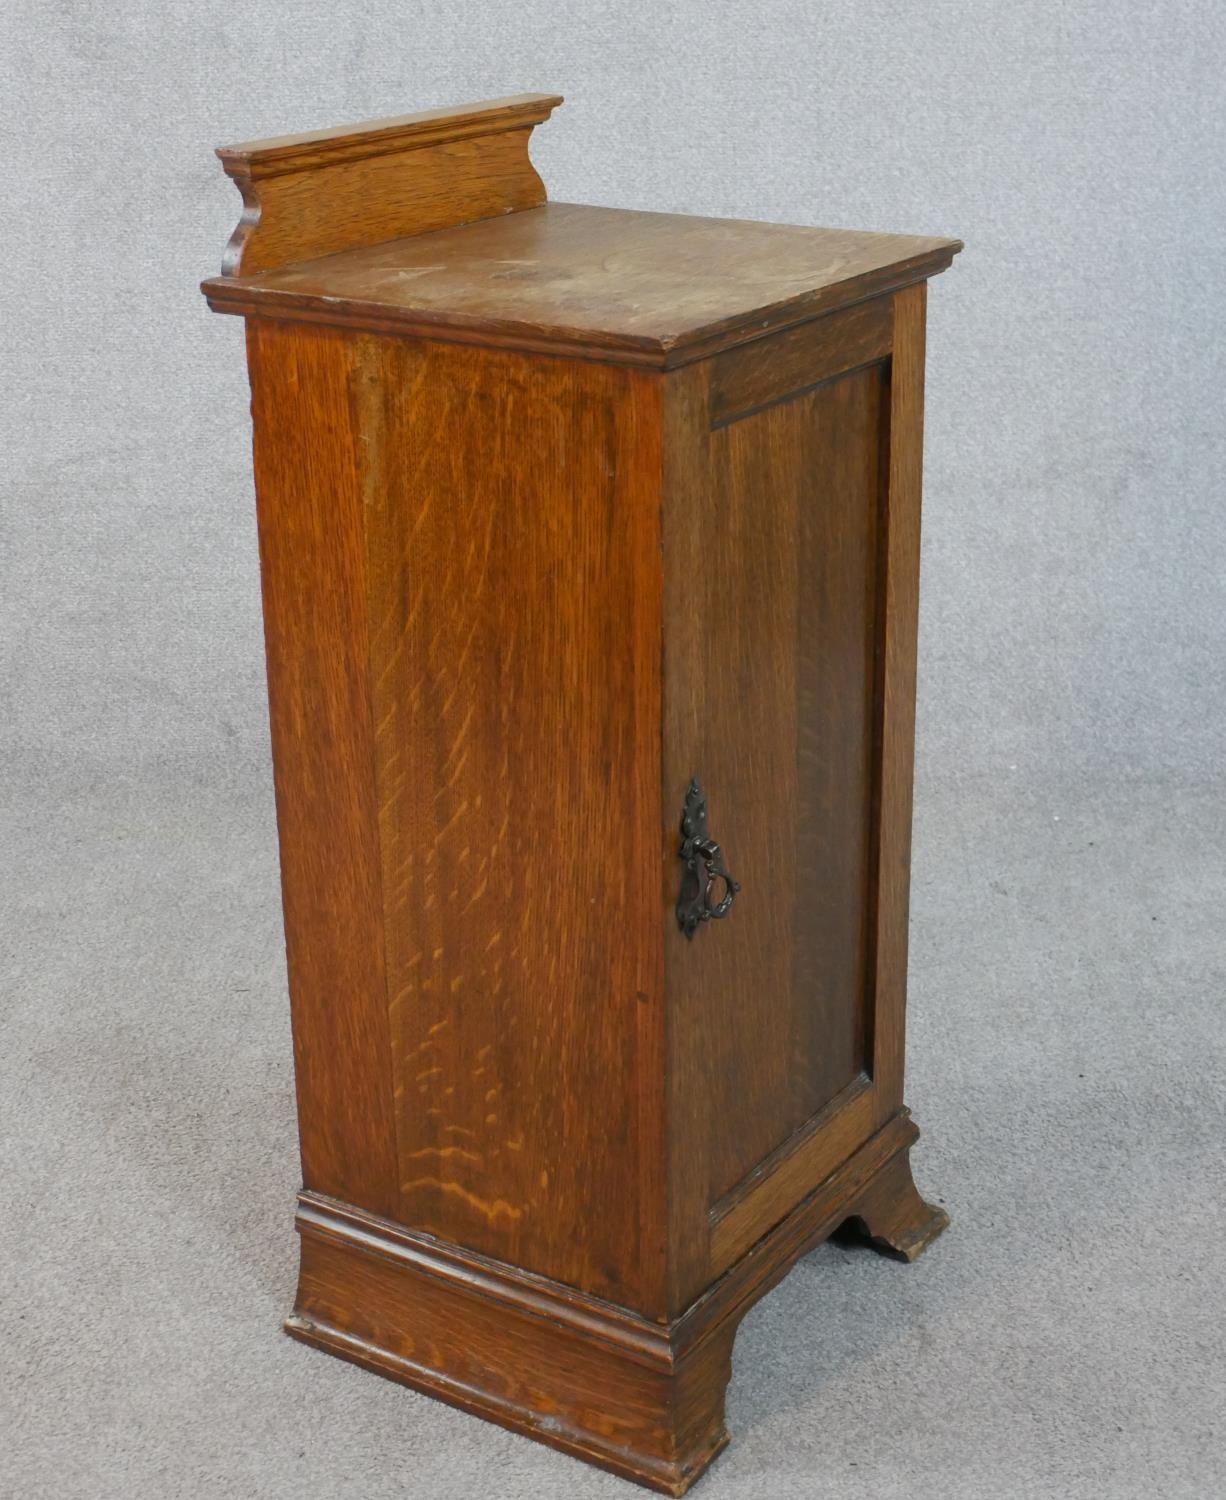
xmin=357 ymin=337 xmax=667 ymax=1311
xmin=246 ymin=320 xmax=399 ymax=1217
xmin=870 ymin=283 xmax=928 ymax=1121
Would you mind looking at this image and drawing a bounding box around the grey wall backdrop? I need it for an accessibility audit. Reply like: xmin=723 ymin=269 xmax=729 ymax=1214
xmin=4 ymin=4 xmax=1224 ymax=1498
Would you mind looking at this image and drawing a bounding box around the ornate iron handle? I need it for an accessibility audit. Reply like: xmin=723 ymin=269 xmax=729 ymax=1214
xmin=677 ymin=778 xmax=740 ymax=939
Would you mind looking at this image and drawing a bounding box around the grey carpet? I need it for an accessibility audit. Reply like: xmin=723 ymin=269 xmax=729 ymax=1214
xmin=4 ymin=753 xmax=1222 ymax=1499
xmin=4 ymin=0 xmax=1225 ymax=1494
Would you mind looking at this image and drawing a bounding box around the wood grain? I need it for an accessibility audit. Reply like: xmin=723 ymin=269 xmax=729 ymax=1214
xmin=208 ymin=115 xmax=961 ymax=1486
xmin=203 ymin=201 xmax=961 ymax=365
xmin=707 ymin=1074 xmax=876 ymax=1269
xmin=834 ymin=1145 xmax=949 ymax=1261
xmin=354 ymin=334 xmax=667 ymax=1309
xmin=672 ymin=1109 xmax=920 ymax=1360
xmin=217 ymin=94 xmax=564 ymax=174
xmin=216 ymin=95 xmax=561 ymax=277
xmin=283 ymin=1112 xmax=929 ymax=1495
xmin=870 ymin=283 xmax=928 ymax=1125
xmin=290 ymin=1194 xmax=731 ymax=1497
xmin=708 ymin=295 xmax=892 ymax=426
xmin=662 ymin=354 xmax=886 ymax=1303
xmin=245 ymin=320 xmax=399 ymax=1217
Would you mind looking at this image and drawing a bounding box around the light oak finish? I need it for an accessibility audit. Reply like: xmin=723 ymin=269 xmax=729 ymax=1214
xmin=204 ymin=94 xmax=961 ymax=1493
xmin=285 ymin=1109 xmax=922 ymax=1495
xmin=246 ymin=319 xmax=399 ymax=1216
xmin=217 ymin=94 xmax=561 ymax=276
xmin=708 ymin=294 xmax=893 ymax=426
xmin=204 ymin=200 xmax=958 ymax=365
xmin=359 ymin=335 xmax=666 ymax=1308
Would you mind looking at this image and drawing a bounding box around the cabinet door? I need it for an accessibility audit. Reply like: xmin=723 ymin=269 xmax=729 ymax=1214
xmin=663 ymin=289 xmax=926 ymax=1305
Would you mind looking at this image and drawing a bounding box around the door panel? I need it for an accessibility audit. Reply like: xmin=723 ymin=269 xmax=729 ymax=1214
xmin=664 ymin=358 xmax=886 ymax=1274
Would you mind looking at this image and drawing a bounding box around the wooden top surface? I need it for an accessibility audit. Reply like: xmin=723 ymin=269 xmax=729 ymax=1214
xmin=204 ymin=202 xmax=960 ymax=366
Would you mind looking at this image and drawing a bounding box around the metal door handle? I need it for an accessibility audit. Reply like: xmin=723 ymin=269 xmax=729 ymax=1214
xmin=676 ymin=778 xmax=740 ymax=939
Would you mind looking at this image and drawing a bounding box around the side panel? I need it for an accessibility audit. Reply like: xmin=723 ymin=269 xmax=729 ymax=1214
xmin=358 ymin=337 xmax=667 ymax=1311
xmin=247 ymin=320 xmax=400 ymax=1218
xmin=663 ymin=290 xmax=928 ymax=1308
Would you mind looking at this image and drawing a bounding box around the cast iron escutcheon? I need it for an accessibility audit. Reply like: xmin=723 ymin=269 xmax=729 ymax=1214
xmin=677 ymin=778 xmax=740 ymax=940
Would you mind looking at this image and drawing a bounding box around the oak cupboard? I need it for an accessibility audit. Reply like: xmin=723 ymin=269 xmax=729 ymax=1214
xmin=201 ymin=93 xmax=962 ymax=1495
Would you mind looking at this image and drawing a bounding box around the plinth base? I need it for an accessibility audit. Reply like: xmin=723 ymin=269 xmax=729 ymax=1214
xmin=284 ymin=1110 xmax=945 ymax=1495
